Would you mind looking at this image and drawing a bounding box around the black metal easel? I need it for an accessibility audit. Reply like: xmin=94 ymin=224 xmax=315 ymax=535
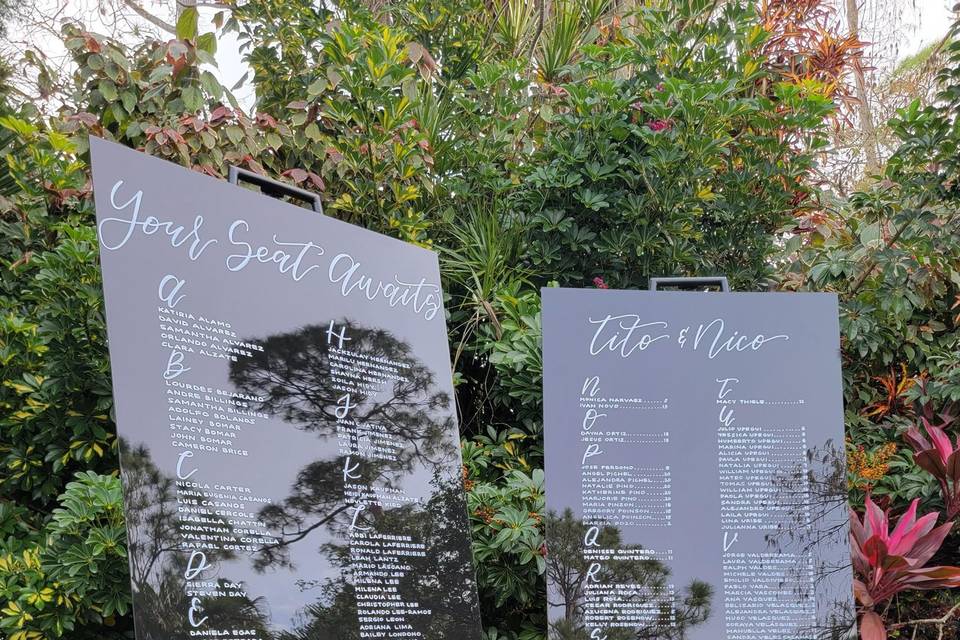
xmin=228 ymin=166 xmax=324 ymax=214
xmin=649 ymin=276 xmax=730 ymax=292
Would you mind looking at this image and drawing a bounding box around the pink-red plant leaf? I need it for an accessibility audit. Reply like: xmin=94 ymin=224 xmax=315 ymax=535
xmin=887 ymin=499 xmax=918 ymax=549
xmin=849 ymin=507 xmax=869 ymax=547
xmin=905 ymin=522 xmax=954 ymax=567
xmin=852 ymin=579 xmax=874 ymax=607
xmin=864 ymin=496 xmax=887 ymax=540
xmin=947 ymin=449 xmax=960 ymax=485
xmin=915 ymin=449 xmax=948 ymax=479
xmin=925 ymin=421 xmax=954 ymax=462
xmin=889 ymin=510 xmax=939 ymax=558
xmin=862 ymin=535 xmax=888 ymax=568
xmin=859 ymin=611 xmax=886 ymax=640
xmin=903 ymin=426 xmax=931 ymax=453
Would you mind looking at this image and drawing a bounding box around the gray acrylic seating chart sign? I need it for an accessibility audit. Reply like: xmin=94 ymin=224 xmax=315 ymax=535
xmin=541 ymin=288 xmax=856 ymax=640
xmin=90 ymin=137 xmax=482 ymax=640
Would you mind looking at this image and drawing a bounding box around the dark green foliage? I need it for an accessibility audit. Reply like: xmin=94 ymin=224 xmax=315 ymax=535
xmin=783 ymin=24 xmax=960 ymax=634
xmin=0 ymin=473 xmax=129 ymax=640
xmin=1 ymin=0 xmax=926 ymax=638
xmin=516 ymin=4 xmax=833 ymax=290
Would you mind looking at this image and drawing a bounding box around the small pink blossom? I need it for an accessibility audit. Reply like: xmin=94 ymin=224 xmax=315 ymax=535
xmin=646 ymin=119 xmax=672 ymax=132
xmin=593 ymin=277 xmax=609 ymax=289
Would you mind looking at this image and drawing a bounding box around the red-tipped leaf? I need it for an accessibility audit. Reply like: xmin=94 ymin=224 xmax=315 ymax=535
xmin=862 ymin=535 xmax=889 ymax=568
xmin=887 ymin=499 xmax=919 ymax=550
xmin=915 ymin=449 xmax=948 ymax=479
xmin=864 ymin=496 xmax=888 ymax=541
xmin=859 ymin=611 xmax=886 ymax=640
xmin=889 ymin=510 xmax=939 ymax=558
xmin=852 ymin=579 xmax=874 ymax=607
xmin=903 ymin=425 xmax=931 ymax=453
xmin=948 ymin=449 xmax=960 ymax=485
xmin=905 ymin=522 xmax=954 ymax=567
xmin=850 ymin=506 xmax=870 ymax=547
xmin=927 ymin=422 xmax=954 ymax=463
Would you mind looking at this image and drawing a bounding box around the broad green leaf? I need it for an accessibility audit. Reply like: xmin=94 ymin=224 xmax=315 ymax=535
xmin=176 ymin=7 xmax=199 ymax=40
xmin=182 ymin=86 xmax=203 ymax=112
xmin=98 ymin=79 xmax=118 ymax=102
xmin=197 ymin=32 xmax=217 ymax=56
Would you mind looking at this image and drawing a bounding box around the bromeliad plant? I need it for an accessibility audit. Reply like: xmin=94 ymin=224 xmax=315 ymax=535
xmin=850 ymin=496 xmax=960 ymax=639
xmin=903 ymin=411 xmax=960 ymax=520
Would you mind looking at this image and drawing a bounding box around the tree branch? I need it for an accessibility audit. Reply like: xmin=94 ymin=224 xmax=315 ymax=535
xmin=847 ymin=193 xmax=931 ymax=295
xmin=526 ymin=0 xmax=545 ymax=62
xmin=887 ymin=600 xmax=960 ymax=637
xmin=121 ymin=0 xmax=176 ymax=35
xmin=845 ymin=0 xmax=880 ymax=175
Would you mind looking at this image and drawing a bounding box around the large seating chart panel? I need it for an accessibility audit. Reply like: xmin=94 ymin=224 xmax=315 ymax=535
xmin=91 ymin=137 xmax=482 ymax=640
xmin=542 ymin=288 xmax=856 ymax=640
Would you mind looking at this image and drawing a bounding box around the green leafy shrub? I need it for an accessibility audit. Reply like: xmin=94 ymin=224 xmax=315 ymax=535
xmin=0 ymin=79 xmax=126 ymax=640
xmin=0 ymin=472 xmax=127 ymax=640
xmin=0 ymin=1 xmax=871 ymax=637
xmin=44 ymin=472 xmax=129 ymax=622
xmin=516 ymin=2 xmax=834 ymax=289
xmin=0 ymin=118 xmax=113 ymax=504
xmin=783 ymin=23 xmax=960 ymax=632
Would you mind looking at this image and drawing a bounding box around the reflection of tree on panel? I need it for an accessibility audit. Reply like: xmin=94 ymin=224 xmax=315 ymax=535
xmin=767 ymin=440 xmax=857 ymax=638
xmin=228 ymin=321 xmax=461 ymax=570
xmin=230 ymin=320 xmax=455 ymax=470
xmin=277 ymin=577 xmax=359 ymax=640
xmin=393 ymin=473 xmax=481 ymax=640
xmin=247 ymin=457 xmax=351 ymax=571
xmin=122 ymin=443 xmax=184 ymax=593
xmin=546 ymin=510 xmax=711 ymax=640
xmin=769 ymin=439 xmax=849 ymax=552
xmin=119 ymin=443 xmax=274 ymax=639
xmin=229 ymin=320 xmax=479 ymax=639
xmin=279 ymin=474 xmax=480 ymax=640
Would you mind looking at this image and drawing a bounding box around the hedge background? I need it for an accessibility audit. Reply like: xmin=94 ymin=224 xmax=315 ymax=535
xmin=1 ymin=1 xmax=960 ymax=637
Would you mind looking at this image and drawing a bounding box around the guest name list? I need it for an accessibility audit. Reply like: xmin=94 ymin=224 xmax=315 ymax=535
xmin=91 ymin=138 xmax=482 ymax=640
xmin=541 ymin=288 xmax=856 ymax=640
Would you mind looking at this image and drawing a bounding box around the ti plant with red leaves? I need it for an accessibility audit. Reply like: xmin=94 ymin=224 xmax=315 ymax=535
xmin=850 ymin=496 xmax=960 ymax=639
xmin=903 ymin=412 xmax=960 ymax=520
xmin=862 ymin=364 xmax=916 ymax=420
